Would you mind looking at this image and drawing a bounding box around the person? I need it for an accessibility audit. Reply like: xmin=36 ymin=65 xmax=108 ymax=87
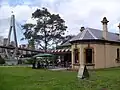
xmin=46 ymin=60 xmax=49 ymax=68
xmin=65 ymin=61 xmax=68 ymax=67
xmin=57 ymin=58 xmax=61 ymax=67
xmin=37 ymin=61 xmax=40 ymax=69
xmin=32 ymin=60 xmax=36 ymax=69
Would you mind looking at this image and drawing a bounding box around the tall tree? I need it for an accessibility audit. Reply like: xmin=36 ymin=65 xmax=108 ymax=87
xmin=21 ymin=23 xmax=35 ymax=49
xmin=22 ymin=7 xmax=67 ymax=51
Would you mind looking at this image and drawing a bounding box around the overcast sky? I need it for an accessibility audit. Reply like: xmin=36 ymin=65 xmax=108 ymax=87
xmin=0 ymin=0 xmax=120 ymax=44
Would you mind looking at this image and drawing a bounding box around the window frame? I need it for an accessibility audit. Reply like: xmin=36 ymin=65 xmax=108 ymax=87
xmin=116 ymin=48 xmax=120 ymax=63
xmin=74 ymin=49 xmax=79 ymax=64
xmin=84 ymin=47 xmax=94 ymax=65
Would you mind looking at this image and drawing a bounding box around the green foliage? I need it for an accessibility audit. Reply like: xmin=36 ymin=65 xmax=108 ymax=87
xmin=0 ymin=55 xmax=5 ymax=64
xmin=24 ymin=58 xmax=35 ymax=64
xmin=21 ymin=23 xmax=35 ymax=49
xmin=22 ymin=7 xmax=67 ymax=51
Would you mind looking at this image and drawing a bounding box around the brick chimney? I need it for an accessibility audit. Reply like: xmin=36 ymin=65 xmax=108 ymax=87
xmin=118 ymin=23 xmax=120 ymax=40
xmin=101 ymin=17 xmax=109 ymax=39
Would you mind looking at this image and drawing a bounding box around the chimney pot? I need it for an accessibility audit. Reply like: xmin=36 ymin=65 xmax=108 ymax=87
xmin=118 ymin=23 xmax=120 ymax=40
xmin=118 ymin=23 xmax=120 ymax=29
xmin=101 ymin=17 xmax=109 ymax=25
xmin=80 ymin=27 xmax=85 ymax=32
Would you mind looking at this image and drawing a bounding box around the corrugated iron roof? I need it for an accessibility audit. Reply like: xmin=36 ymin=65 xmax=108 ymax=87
xmin=70 ymin=27 xmax=120 ymax=42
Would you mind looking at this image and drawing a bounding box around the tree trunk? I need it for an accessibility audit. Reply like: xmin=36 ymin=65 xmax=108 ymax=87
xmin=44 ymin=19 xmax=48 ymax=52
xmin=29 ymin=39 xmax=35 ymax=50
xmin=55 ymin=42 xmax=57 ymax=49
xmin=44 ymin=30 xmax=47 ymax=52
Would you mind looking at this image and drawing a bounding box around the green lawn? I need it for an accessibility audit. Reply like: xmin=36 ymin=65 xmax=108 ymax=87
xmin=0 ymin=67 xmax=120 ymax=90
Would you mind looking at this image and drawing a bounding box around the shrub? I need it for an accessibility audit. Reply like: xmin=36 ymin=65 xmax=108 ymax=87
xmin=0 ymin=55 xmax=5 ymax=64
xmin=24 ymin=58 xmax=36 ymax=64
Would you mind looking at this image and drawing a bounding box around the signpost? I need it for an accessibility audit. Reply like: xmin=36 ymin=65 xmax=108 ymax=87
xmin=77 ymin=65 xmax=89 ymax=79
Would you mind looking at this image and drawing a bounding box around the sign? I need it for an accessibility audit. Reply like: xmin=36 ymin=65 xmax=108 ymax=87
xmin=77 ymin=65 xmax=89 ymax=79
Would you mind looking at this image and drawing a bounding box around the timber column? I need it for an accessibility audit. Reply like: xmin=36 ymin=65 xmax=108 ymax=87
xmin=79 ymin=44 xmax=84 ymax=66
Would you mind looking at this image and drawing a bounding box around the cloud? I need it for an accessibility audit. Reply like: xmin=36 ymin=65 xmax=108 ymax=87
xmin=54 ymin=0 xmax=120 ymax=34
xmin=0 ymin=18 xmax=11 ymax=37
xmin=0 ymin=0 xmax=120 ymax=44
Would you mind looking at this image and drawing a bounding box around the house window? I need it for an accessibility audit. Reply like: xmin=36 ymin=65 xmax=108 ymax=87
xmin=74 ymin=49 xmax=79 ymax=63
xmin=117 ymin=48 xmax=119 ymax=59
xmin=85 ymin=48 xmax=93 ymax=63
xmin=116 ymin=48 xmax=120 ymax=62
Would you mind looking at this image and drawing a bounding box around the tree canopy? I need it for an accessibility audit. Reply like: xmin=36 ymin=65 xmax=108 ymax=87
xmin=61 ymin=35 xmax=75 ymax=45
xmin=22 ymin=7 xmax=67 ymax=51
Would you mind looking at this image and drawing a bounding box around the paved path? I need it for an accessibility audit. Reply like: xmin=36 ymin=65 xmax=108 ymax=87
xmin=49 ymin=67 xmax=68 ymax=71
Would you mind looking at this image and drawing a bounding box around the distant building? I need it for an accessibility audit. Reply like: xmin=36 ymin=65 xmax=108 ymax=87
xmin=10 ymin=41 xmax=15 ymax=46
xmin=0 ymin=36 xmax=3 ymax=45
xmin=3 ymin=38 xmax=8 ymax=46
xmin=19 ymin=44 xmax=32 ymax=55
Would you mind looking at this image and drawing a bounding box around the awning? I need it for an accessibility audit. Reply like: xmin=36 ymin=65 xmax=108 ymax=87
xmin=51 ymin=48 xmax=71 ymax=53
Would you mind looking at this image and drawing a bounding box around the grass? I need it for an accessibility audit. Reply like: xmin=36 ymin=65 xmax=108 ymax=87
xmin=1 ymin=67 xmax=120 ymax=90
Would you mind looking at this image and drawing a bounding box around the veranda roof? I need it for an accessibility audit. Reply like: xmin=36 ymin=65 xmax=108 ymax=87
xmin=51 ymin=48 xmax=71 ymax=53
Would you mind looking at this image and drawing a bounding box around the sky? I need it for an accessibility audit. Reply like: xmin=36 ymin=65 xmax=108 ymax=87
xmin=0 ymin=0 xmax=120 ymax=44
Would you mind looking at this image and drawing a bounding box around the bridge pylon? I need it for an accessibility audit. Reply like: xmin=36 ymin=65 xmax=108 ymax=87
xmin=5 ymin=12 xmax=19 ymax=65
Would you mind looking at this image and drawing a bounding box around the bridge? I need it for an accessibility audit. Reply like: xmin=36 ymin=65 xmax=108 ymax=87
xmin=0 ymin=12 xmax=47 ymax=65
